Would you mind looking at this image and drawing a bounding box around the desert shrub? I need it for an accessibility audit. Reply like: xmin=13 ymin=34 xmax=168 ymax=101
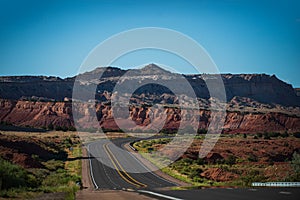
xmin=263 ymin=133 xmax=271 ymax=139
xmin=68 ymin=126 xmax=77 ymax=131
xmin=281 ymin=132 xmax=289 ymax=138
xmin=197 ymin=129 xmax=207 ymax=134
xmin=47 ymin=123 xmax=54 ymax=130
xmin=284 ymin=142 xmax=289 ymax=147
xmin=193 ymin=176 xmax=204 ymax=183
xmin=241 ymin=170 xmax=267 ymax=186
xmin=55 ymin=126 xmax=62 ymax=131
xmin=0 ymin=158 xmax=27 ymax=190
xmin=31 ymin=154 xmax=40 ymax=161
xmin=194 ymin=158 xmax=204 ymax=165
xmin=42 ymin=169 xmax=80 ymax=187
xmin=289 ymin=152 xmax=300 ymax=181
xmin=293 ymin=132 xmax=300 ymax=138
xmin=256 ymin=133 xmax=263 ymax=138
xmin=180 ymin=166 xmax=191 ymax=175
xmin=43 ymin=159 xmax=64 ymax=171
xmin=63 ymin=137 xmax=73 ymax=148
xmin=224 ymin=155 xmax=237 ymax=166
xmin=181 ymin=158 xmax=193 ymax=165
xmin=188 ymin=168 xmax=203 ymax=179
xmin=147 ymin=147 xmax=154 ymax=152
xmin=27 ymin=168 xmax=49 ymax=185
xmin=247 ymin=154 xmax=258 ymax=162
xmin=268 ymin=132 xmax=280 ymax=137
xmin=61 ymin=126 xmax=68 ymax=132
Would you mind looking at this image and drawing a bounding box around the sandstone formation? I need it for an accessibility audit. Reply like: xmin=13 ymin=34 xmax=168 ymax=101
xmin=0 ymin=98 xmax=300 ymax=133
xmin=0 ymin=64 xmax=299 ymax=133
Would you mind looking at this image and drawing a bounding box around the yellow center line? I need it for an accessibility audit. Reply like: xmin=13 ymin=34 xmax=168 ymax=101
xmin=105 ymin=143 xmax=147 ymax=187
xmin=103 ymin=143 xmax=147 ymax=188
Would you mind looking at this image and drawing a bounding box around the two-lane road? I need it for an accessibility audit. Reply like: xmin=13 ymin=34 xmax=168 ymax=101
xmin=87 ymin=138 xmax=176 ymax=190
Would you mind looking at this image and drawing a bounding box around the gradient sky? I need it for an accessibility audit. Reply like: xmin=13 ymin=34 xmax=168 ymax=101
xmin=0 ymin=0 xmax=299 ymax=87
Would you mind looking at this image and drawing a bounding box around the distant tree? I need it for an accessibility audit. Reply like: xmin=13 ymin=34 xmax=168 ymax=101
xmin=281 ymin=132 xmax=289 ymax=138
xmin=268 ymin=132 xmax=280 ymax=137
xmin=68 ymin=126 xmax=76 ymax=132
xmin=197 ymin=129 xmax=207 ymax=134
xmin=257 ymin=133 xmax=263 ymax=138
xmin=47 ymin=123 xmax=54 ymax=130
xmin=293 ymin=132 xmax=300 ymax=138
xmin=263 ymin=133 xmax=271 ymax=140
xmin=243 ymin=133 xmax=247 ymax=139
xmin=55 ymin=126 xmax=62 ymax=131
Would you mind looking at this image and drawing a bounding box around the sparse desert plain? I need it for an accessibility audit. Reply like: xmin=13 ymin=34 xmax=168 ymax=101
xmin=133 ymin=133 xmax=300 ymax=188
xmin=0 ymin=131 xmax=82 ymax=199
xmin=0 ymin=66 xmax=300 ymax=199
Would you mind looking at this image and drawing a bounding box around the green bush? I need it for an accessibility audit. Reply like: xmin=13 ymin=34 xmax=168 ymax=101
xmin=268 ymin=132 xmax=280 ymax=137
xmin=281 ymin=132 xmax=289 ymax=138
xmin=197 ymin=129 xmax=207 ymax=134
xmin=263 ymin=133 xmax=271 ymax=140
xmin=247 ymin=154 xmax=258 ymax=162
xmin=224 ymin=155 xmax=237 ymax=165
xmin=188 ymin=168 xmax=203 ymax=179
xmin=68 ymin=126 xmax=77 ymax=131
xmin=43 ymin=159 xmax=64 ymax=171
xmin=289 ymin=152 xmax=300 ymax=181
xmin=0 ymin=158 xmax=28 ymax=190
xmin=241 ymin=170 xmax=267 ymax=186
xmin=194 ymin=158 xmax=204 ymax=165
xmin=181 ymin=158 xmax=194 ymax=165
xmin=47 ymin=123 xmax=54 ymax=130
xmin=256 ymin=133 xmax=263 ymax=138
xmin=42 ymin=169 xmax=80 ymax=187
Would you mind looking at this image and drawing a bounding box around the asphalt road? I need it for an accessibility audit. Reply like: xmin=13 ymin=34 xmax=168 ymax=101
xmin=87 ymin=138 xmax=300 ymax=200
xmin=87 ymin=138 xmax=176 ymax=190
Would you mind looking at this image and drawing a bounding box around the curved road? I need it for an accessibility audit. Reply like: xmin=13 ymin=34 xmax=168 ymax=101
xmin=87 ymin=138 xmax=176 ymax=190
xmin=87 ymin=138 xmax=300 ymax=200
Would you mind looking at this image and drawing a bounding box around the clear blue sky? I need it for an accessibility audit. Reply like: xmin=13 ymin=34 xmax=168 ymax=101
xmin=0 ymin=0 xmax=299 ymax=87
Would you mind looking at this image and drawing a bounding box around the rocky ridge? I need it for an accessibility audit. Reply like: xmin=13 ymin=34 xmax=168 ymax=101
xmin=0 ymin=64 xmax=299 ymax=133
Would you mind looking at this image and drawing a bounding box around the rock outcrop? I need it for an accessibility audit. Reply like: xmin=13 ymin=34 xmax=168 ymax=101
xmin=1 ymin=99 xmax=300 ymax=133
xmin=0 ymin=64 xmax=299 ymax=133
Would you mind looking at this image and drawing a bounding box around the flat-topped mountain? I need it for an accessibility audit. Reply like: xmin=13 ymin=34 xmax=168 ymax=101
xmin=0 ymin=64 xmax=299 ymax=106
xmin=0 ymin=64 xmax=300 ymax=133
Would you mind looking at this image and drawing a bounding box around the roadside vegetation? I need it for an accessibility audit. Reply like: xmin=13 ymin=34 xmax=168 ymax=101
xmin=0 ymin=131 xmax=82 ymax=199
xmin=134 ymin=132 xmax=300 ymax=188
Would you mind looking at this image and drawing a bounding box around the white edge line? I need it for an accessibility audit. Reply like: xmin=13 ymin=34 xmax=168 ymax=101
xmin=138 ymin=190 xmax=184 ymax=200
xmin=87 ymin=144 xmax=99 ymax=189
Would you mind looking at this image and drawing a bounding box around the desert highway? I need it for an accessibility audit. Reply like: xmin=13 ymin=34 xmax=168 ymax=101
xmin=87 ymin=138 xmax=300 ymax=200
xmin=87 ymin=138 xmax=177 ymax=190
